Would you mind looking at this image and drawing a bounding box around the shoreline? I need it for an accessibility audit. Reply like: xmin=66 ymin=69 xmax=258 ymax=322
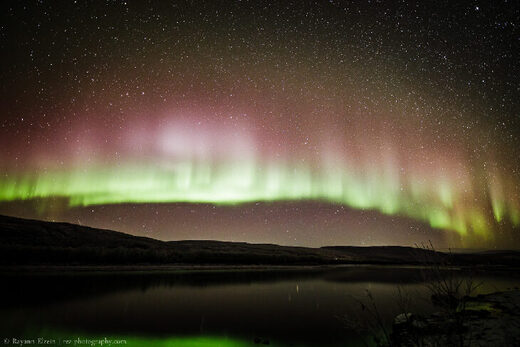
xmin=391 ymin=290 xmax=520 ymax=346
xmin=1 ymin=263 xmax=520 ymax=274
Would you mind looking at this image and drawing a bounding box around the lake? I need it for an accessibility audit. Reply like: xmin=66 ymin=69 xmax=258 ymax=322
xmin=0 ymin=266 xmax=518 ymax=346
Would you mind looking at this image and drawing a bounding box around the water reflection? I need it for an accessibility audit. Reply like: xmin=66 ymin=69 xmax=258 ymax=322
xmin=0 ymin=266 xmax=518 ymax=346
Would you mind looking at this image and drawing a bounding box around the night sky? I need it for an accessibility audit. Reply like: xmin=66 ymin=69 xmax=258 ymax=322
xmin=1 ymin=1 xmax=519 ymax=248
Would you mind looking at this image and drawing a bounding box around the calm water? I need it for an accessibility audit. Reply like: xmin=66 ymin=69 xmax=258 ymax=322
xmin=0 ymin=266 xmax=519 ymax=346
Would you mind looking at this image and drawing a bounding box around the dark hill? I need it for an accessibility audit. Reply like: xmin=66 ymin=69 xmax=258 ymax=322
xmin=1 ymin=214 xmax=518 ymax=266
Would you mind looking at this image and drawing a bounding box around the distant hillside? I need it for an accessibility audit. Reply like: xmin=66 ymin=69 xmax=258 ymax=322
xmin=1 ymin=214 xmax=519 ymax=266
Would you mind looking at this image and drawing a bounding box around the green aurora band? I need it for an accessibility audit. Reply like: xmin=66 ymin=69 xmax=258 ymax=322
xmin=0 ymin=160 xmax=518 ymax=240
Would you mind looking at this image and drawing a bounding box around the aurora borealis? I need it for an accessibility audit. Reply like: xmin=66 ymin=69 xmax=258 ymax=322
xmin=1 ymin=1 xmax=519 ymax=248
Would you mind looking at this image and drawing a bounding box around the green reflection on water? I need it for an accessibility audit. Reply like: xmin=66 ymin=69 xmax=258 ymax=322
xmin=6 ymin=326 xmax=371 ymax=346
xmin=17 ymin=328 xmax=285 ymax=347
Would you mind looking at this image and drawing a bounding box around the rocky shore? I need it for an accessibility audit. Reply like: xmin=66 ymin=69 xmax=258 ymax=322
xmin=391 ymin=290 xmax=520 ymax=346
